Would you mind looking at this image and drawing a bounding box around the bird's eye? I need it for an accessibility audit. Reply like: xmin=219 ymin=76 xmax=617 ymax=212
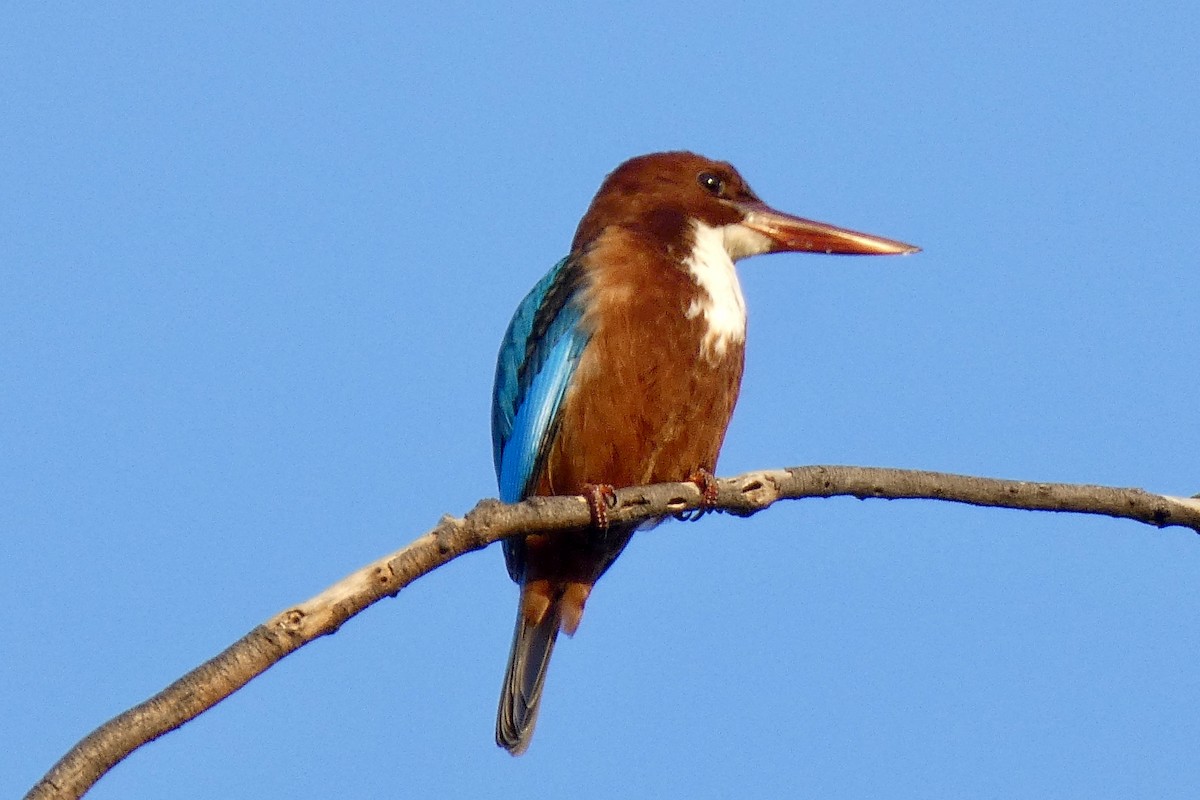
xmin=698 ymin=172 xmax=725 ymax=196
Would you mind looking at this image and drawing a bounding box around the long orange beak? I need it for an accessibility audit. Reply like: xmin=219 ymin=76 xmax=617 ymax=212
xmin=737 ymin=200 xmax=919 ymax=255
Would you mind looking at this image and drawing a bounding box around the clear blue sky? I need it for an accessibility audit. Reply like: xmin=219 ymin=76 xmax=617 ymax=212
xmin=5 ymin=3 xmax=1199 ymax=798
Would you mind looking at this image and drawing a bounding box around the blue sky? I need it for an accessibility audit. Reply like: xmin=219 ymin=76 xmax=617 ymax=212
xmin=4 ymin=3 xmax=1199 ymax=798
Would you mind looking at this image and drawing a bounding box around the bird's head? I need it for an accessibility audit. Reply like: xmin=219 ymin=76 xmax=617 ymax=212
xmin=571 ymin=151 xmax=918 ymax=261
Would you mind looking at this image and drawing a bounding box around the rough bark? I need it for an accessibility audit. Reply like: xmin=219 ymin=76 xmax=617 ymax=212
xmin=25 ymin=466 xmax=1200 ymax=800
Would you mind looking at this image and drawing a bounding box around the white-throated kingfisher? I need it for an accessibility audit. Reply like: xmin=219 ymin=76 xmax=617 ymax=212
xmin=491 ymin=151 xmax=918 ymax=754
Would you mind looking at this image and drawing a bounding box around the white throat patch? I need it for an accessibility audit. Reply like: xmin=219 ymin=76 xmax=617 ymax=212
xmin=683 ymin=221 xmax=771 ymax=359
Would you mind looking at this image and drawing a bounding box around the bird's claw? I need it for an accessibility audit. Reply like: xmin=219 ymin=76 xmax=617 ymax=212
xmin=581 ymin=483 xmax=617 ymax=533
xmin=674 ymin=469 xmax=720 ymax=522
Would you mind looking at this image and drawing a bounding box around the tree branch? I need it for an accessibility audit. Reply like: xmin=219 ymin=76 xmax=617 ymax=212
xmin=25 ymin=465 xmax=1200 ymax=800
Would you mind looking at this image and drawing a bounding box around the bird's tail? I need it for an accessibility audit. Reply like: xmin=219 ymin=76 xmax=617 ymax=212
xmin=496 ymin=589 xmax=563 ymax=755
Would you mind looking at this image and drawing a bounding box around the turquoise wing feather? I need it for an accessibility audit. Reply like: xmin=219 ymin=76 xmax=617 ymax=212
xmin=491 ymin=257 xmax=590 ymax=503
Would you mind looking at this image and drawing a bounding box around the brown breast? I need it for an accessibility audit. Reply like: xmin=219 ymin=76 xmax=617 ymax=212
xmin=534 ymin=228 xmax=745 ymax=496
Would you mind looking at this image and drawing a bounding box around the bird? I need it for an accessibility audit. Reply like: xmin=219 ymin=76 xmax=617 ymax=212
xmin=490 ymin=151 xmax=918 ymax=754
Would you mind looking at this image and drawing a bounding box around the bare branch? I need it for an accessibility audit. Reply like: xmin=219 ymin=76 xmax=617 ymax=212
xmin=25 ymin=465 xmax=1200 ymax=800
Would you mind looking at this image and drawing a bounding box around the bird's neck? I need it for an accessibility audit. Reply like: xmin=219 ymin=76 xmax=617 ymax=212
xmin=578 ymin=224 xmax=747 ymax=364
xmin=681 ymin=220 xmax=748 ymax=361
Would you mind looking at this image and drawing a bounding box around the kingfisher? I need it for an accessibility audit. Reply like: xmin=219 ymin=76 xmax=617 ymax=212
xmin=491 ymin=151 xmax=917 ymax=754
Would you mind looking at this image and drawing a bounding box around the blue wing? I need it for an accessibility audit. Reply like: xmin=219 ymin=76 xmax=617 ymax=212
xmin=491 ymin=257 xmax=591 ymax=503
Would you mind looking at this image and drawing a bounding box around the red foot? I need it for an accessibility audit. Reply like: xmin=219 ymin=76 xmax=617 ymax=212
xmin=676 ymin=469 xmax=720 ymax=521
xmin=581 ymin=483 xmax=617 ymax=533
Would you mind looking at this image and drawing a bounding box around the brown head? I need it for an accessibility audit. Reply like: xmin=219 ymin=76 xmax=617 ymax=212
xmin=571 ymin=150 xmax=918 ymax=259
